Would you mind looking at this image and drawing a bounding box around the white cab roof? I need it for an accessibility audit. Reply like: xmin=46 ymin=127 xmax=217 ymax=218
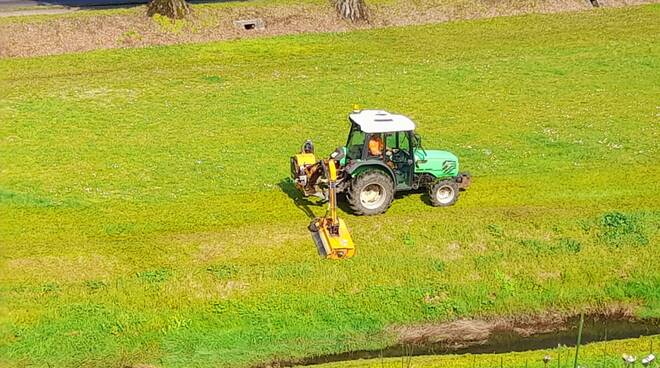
xmin=348 ymin=110 xmax=416 ymax=133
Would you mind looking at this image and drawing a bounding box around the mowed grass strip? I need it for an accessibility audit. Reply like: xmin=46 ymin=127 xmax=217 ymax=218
xmin=1 ymin=4 xmax=659 ymax=367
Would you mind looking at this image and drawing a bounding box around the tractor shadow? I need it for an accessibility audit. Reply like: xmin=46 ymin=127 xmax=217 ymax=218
xmin=335 ymin=193 xmax=354 ymax=214
xmin=414 ymin=187 xmax=469 ymax=206
xmin=277 ymin=178 xmax=324 ymax=220
xmin=279 ymin=178 xmax=434 ymax=217
xmin=414 ymin=190 xmax=434 ymax=206
xmin=394 ymin=188 xmax=432 ymax=205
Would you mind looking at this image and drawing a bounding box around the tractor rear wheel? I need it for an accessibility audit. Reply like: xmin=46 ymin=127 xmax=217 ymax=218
xmin=346 ymin=171 xmax=394 ymax=216
xmin=429 ymin=180 xmax=459 ymax=207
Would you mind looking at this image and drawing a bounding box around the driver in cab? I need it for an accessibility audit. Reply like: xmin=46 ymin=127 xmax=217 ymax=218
xmin=368 ymin=134 xmax=396 ymax=169
xmin=368 ymin=134 xmax=384 ymax=156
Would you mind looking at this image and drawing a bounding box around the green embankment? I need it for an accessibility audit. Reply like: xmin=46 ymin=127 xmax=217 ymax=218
xmin=1 ymin=4 xmax=659 ymax=367
xmin=311 ymin=336 xmax=660 ymax=367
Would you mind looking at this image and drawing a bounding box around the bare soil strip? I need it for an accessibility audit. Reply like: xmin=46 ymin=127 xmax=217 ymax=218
xmin=391 ymin=305 xmax=636 ymax=346
xmin=261 ymin=308 xmax=660 ymax=367
xmin=0 ymin=0 xmax=656 ymax=58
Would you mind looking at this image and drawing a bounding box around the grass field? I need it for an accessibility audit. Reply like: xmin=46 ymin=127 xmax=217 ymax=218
xmin=1 ymin=4 xmax=659 ymax=367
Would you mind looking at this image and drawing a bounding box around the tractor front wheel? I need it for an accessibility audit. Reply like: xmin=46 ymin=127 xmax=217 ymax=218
xmin=429 ymin=180 xmax=459 ymax=207
xmin=346 ymin=171 xmax=394 ymax=216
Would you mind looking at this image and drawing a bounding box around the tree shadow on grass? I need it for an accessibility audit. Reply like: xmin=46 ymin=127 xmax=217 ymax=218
xmin=277 ymin=178 xmax=324 ymax=220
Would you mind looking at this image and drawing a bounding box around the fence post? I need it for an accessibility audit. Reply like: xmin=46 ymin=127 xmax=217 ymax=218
xmin=574 ymin=313 xmax=585 ymax=368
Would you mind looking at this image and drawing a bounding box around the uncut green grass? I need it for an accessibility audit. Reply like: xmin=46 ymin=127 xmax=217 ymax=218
xmin=1 ymin=4 xmax=659 ymax=367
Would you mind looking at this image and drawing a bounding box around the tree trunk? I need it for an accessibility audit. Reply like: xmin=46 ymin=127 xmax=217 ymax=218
xmin=334 ymin=0 xmax=368 ymax=22
xmin=147 ymin=0 xmax=190 ymax=19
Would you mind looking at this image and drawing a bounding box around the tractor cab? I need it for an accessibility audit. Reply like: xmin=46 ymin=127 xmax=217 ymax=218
xmin=345 ymin=110 xmax=418 ymax=190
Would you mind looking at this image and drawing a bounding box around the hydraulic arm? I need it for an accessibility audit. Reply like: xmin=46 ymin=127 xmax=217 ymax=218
xmin=307 ymin=159 xmax=355 ymax=259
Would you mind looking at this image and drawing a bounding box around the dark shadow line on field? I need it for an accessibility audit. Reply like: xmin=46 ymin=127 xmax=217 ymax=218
xmin=277 ymin=178 xmax=322 ymax=220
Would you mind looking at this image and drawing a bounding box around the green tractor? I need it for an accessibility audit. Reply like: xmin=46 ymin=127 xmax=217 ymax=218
xmin=291 ymin=109 xmax=471 ymax=216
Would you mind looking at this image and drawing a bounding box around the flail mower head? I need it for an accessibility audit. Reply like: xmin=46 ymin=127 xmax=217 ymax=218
xmin=308 ymin=216 xmax=355 ymax=260
xmin=306 ymin=158 xmax=355 ymax=260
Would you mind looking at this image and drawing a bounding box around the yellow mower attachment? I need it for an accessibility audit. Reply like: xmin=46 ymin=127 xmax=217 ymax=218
xmin=292 ymin=153 xmax=317 ymax=168
xmin=308 ymin=159 xmax=355 ymax=259
xmin=291 ymin=153 xmax=317 ymax=193
xmin=290 ymin=140 xmax=321 ymax=197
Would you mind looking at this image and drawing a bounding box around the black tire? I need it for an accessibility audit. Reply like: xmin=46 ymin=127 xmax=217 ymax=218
xmin=346 ymin=170 xmax=394 ymax=216
xmin=429 ymin=180 xmax=459 ymax=207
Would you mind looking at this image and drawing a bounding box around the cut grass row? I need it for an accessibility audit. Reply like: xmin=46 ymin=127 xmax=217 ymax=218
xmin=1 ymin=4 xmax=659 ymax=367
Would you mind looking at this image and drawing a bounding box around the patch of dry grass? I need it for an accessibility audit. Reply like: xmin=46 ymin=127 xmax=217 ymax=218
xmin=3 ymin=0 xmax=657 ymax=57
xmin=3 ymin=255 xmax=121 ymax=283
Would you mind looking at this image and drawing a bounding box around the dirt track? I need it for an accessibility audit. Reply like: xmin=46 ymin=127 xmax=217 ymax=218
xmin=0 ymin=0 xmax=657 ymax=58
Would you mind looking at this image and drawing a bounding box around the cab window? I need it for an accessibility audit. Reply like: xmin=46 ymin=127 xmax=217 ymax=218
xmin=346 ymin=125 xmax=366 ymax=160
xmin=399 ymin=132 xmax=410 ymax=151
xmin=385 ymin=133 xmax=396 ymax=149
